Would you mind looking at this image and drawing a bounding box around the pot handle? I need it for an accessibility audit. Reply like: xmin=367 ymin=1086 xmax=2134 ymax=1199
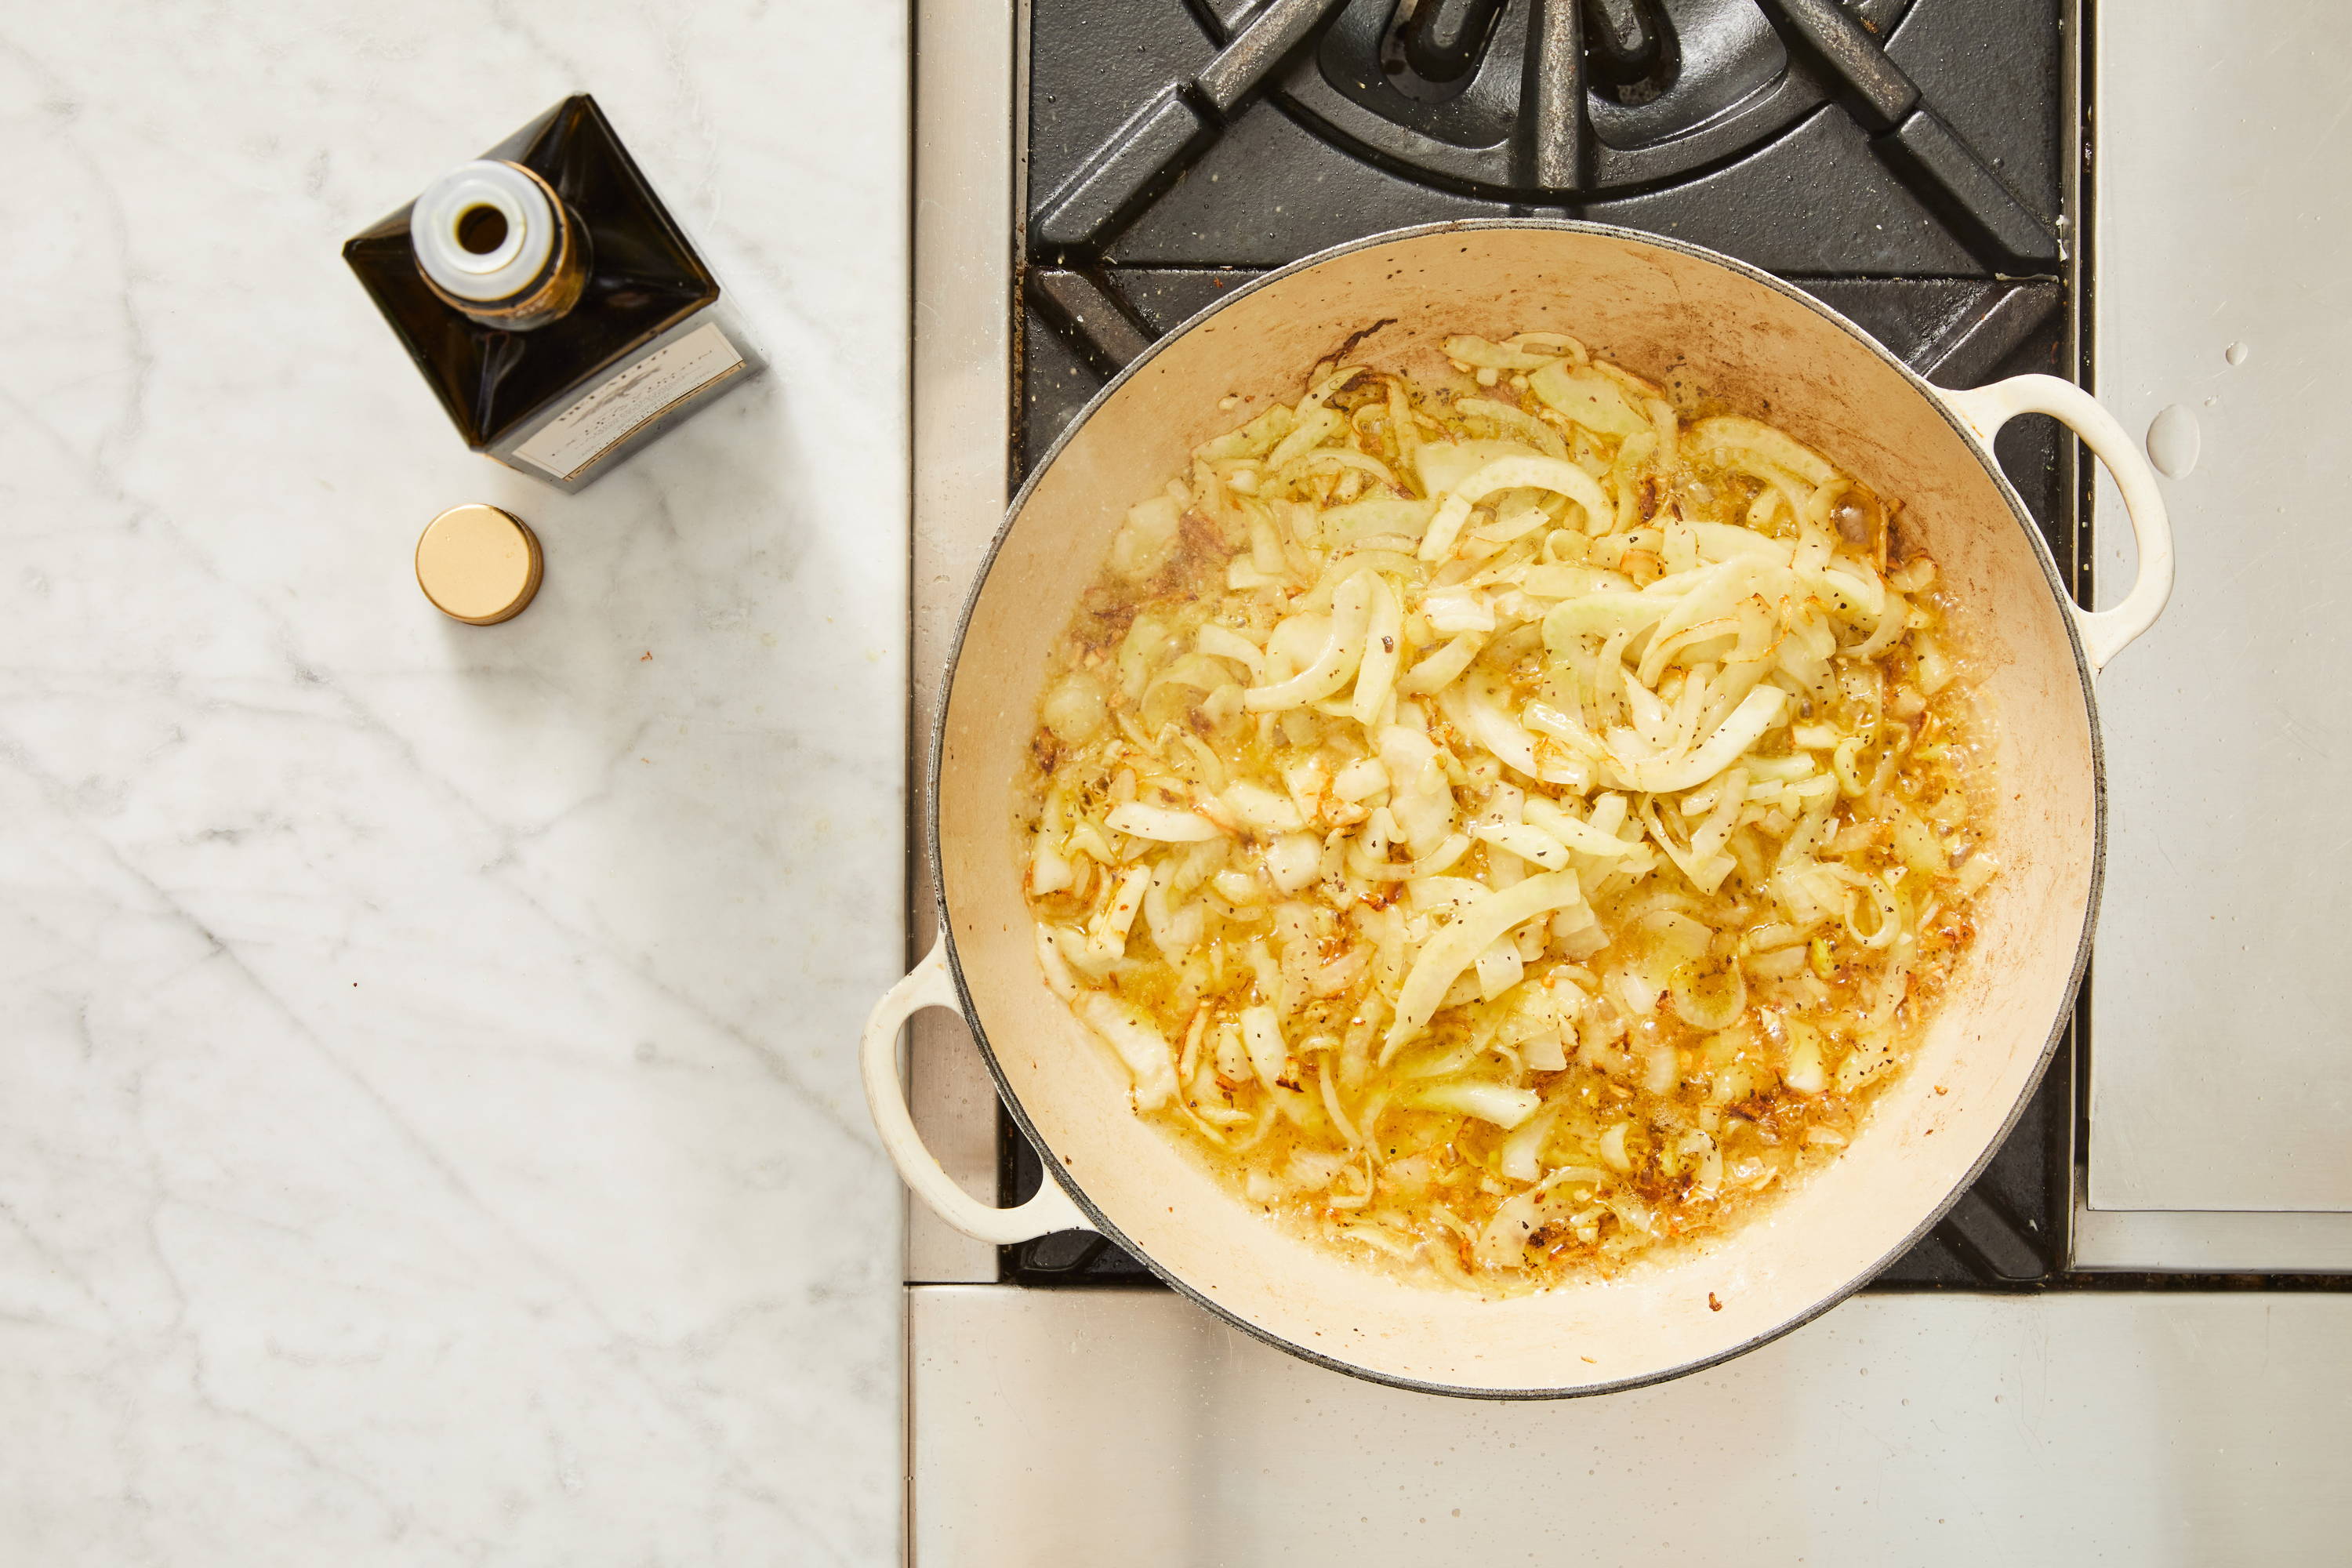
xmin=1934 ymin=373 xmax=2174 ymax=672
xmin=861 ymin=942 xmax=1094 ymax=1244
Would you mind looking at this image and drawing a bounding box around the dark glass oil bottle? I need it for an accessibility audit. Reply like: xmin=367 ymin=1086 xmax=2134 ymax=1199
xmin=344 ymin=94 xmax=760 ymax=492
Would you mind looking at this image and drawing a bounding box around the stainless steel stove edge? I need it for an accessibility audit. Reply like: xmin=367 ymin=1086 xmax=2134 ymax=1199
xmin=906 ymin=0 xmax=1022 ymax=1289
xmin=2067 ymin=0 xmax=2352 ymax=1271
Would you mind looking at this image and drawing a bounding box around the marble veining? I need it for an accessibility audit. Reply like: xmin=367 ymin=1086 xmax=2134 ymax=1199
xmin=0 ymin=4 xmax=906 ymax=1561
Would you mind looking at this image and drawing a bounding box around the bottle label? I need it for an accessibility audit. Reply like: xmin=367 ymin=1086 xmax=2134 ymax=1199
xmin=511 ymin=320 xmax=747 ymax=480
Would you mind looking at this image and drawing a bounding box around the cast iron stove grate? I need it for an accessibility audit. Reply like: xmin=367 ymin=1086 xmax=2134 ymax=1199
xmin=1002 ymin=0 xmax=2078 ymax=1290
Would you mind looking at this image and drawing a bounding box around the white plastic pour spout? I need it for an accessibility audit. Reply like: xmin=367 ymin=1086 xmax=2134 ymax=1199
xmin=409 ymin=159 xmax=558 ymax=306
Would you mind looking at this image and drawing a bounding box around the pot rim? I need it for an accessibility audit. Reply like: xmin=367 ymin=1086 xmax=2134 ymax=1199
xmin=925 ymin=217 xmax=2106 ymax=1399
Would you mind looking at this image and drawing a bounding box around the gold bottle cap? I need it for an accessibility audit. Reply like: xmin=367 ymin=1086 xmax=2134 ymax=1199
xmin=416 ymin=503 xmax=543 ymax=624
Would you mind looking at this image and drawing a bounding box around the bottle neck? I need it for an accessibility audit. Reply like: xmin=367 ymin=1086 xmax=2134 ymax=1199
xmin=409 ymin=160 xmax=586 ymax=332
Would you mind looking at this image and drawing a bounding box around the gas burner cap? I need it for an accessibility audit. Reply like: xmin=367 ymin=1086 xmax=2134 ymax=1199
xmin=1263 ymin=0 xmax=1912 ymax=199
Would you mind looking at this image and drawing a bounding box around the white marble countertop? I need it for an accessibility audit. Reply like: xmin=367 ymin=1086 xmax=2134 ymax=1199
xmin=0 ymin=5 xmax=905 ymax=1561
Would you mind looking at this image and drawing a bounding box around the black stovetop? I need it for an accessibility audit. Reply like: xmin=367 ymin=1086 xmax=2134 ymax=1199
xmin=1001 ymin=0 xmax=2082 ymax=1290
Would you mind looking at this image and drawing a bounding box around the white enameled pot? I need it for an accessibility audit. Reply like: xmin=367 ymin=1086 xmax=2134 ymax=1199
xmin=864 ymin=222 xmax=2171 ymax=1399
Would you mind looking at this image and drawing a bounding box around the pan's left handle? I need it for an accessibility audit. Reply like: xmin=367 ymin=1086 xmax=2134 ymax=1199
xmin=861 ymin=942 xmax=1094 ymax=1244
xmin=1934 ymin=372 xmax=2175 ymax=673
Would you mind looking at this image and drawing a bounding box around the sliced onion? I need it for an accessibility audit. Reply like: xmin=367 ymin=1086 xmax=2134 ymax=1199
xmin=1668 ymin=961 xmax=1748 ymax=1032
xmin=1105 ymin=802 xmax=1225 ymax=842
xmin=1397 ymin=631 xmax=1483 ymax=695
xmin=1609 ymin=686 xmax=1787 ymax=794
xmin=1386 ymin=871 xmax=1587 ymax=1049
xmin=1348 ymin=574 xmax=1405 ymax=723
xmin=1472 ymin=820 xmax=1572 ymax=871
xmin=1246 ymin=570 xmax=1375 ymax=710
xmin=1025 ymin=334 xmax=1993 ymax=1291
xmin=1407 ymin=1080 xmax=1542 ymax=1129
xmin=1076 ymin=993 xmax=1178 ymax=1111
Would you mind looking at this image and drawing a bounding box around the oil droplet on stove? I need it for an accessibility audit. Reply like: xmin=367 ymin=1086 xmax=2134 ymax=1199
xmin=2147 ymin=403 xmax=2200 ymax=479
xmin=2225 ymin=340 xmax=2249 ymax=367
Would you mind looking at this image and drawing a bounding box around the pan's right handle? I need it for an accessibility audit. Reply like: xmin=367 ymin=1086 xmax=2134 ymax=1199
xmin=1934 ymin=373 xmax=2175 ymax=673
xmin=861 ymin=942 xmax=1094 ymax=1244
